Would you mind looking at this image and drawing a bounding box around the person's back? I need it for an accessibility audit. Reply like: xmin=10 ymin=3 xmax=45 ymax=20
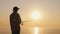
xmin=10 ymin=12 xmax=21 ymax=31
xmin=10 ymin=7 xmax=22 ymax=34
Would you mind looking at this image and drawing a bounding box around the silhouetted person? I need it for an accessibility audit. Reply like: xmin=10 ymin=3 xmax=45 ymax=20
xmin=10 ymin=6 xmax=23 ymax=34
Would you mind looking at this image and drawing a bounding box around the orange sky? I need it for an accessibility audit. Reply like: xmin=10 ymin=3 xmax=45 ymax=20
xmin=0 ymin=0 xmax=60 ymax=31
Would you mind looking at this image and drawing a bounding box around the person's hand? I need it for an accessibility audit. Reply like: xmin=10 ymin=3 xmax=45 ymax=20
xmin=21 ymin=23 xmax=23 ymax=25
xmin=21 ymin=22 xmax=23 ymax=25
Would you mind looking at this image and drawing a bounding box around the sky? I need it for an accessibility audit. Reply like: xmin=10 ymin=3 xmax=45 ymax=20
xmin=0 ymin=0 xmax=60 ymax=34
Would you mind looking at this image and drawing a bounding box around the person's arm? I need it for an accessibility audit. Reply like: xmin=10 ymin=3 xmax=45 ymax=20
xmin=18 ymin=14 xmax=23 ymax=25
xmin=18 ymin=14 xmax=21 ymax=24
xmin=19 ymin=15 xmax=23 ymax=25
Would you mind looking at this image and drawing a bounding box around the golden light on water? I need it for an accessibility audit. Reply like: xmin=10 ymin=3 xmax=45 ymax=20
xmin=34 ymin=27 xmax=39 ymax=34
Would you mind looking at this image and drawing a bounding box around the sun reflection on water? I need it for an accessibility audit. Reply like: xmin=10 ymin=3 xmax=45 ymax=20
xmin=34 ymin=27 xmax=39 ymax=34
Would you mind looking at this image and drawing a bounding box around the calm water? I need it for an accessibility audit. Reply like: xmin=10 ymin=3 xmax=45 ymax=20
xmin=0 ymin=27 xmax=60 ymax=34
xmin=0 ymin=22 xmax=60 ymax=34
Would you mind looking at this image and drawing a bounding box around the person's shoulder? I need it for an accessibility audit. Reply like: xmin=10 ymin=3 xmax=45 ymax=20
xmin=10 ymin=13 xmax=14 ymax=17
xmin=17 ymin=13 xmax=19 ymax=15
xmin=16 ymin=13 xmax=20 ymax=17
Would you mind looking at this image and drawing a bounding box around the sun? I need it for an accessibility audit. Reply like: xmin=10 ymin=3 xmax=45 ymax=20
xmin=32 ymin=10 xmax=40 ymax=19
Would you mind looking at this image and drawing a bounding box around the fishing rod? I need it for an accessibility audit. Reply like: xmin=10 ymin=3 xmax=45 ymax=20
xmin=20 ymin=20 xmax=32 ymax=25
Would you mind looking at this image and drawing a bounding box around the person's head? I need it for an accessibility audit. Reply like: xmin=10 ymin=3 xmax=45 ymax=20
xmin=13 ymin=6 xmax=19 ymax=13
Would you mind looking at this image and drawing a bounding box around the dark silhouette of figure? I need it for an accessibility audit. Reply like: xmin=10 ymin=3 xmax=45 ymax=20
xmin=10 ymin=6 xmax=23 ymax=34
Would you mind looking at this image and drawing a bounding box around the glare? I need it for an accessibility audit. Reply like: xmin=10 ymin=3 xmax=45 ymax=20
xmin=32 ymin=10 xmax=40 ymax=19
xmin=34 ymin=27 xmax=39 ymax=34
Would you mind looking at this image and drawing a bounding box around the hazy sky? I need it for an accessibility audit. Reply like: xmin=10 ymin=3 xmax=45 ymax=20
xmin=0 ymin=0 xmax=60 ymax=29
xmin=0 ymin=0 xmax=60 ymax=34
